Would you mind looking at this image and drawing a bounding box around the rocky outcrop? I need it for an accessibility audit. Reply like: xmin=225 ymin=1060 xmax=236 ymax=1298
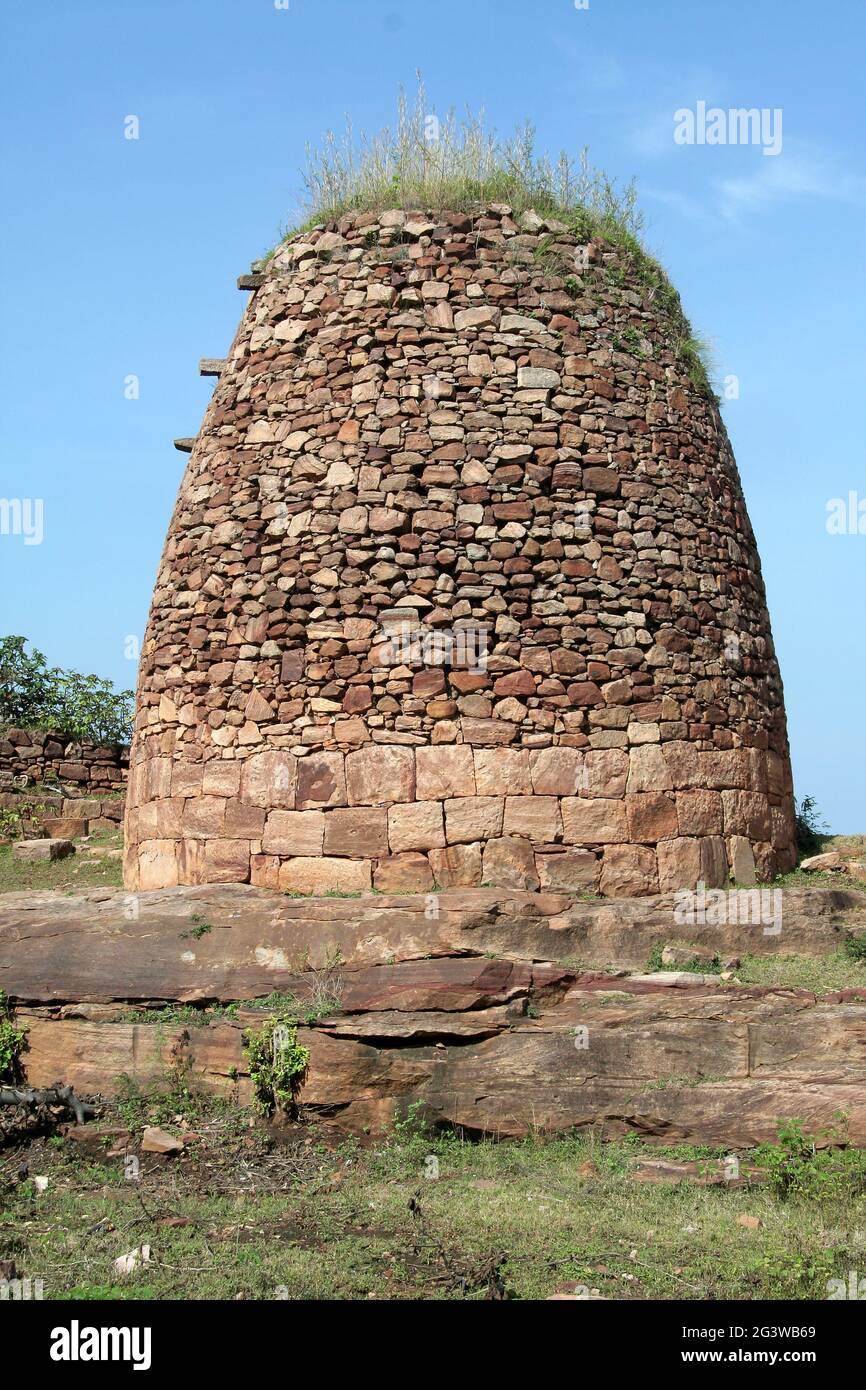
xmin=15 ymin=956 xmax=866 ymax=1148
xmin=126 ymin=203 xmax=796 ymax=895
xmin=4 ymin=883 xmax=866 ymax=1146
xmin=1 ymin=884 xmax=863 ymax=1000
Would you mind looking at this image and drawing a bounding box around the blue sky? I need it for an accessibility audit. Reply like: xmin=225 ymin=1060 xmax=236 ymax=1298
xmin=1 ymin=0 xmax=863 ymax=830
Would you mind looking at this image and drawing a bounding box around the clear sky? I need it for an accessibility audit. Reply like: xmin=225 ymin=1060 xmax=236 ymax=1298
xmin=1 ymin=0 xmax=863 ymax=830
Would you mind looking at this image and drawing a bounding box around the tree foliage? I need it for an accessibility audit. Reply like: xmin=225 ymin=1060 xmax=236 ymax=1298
xmin=0 ymin=636 xmax=133 ymax=746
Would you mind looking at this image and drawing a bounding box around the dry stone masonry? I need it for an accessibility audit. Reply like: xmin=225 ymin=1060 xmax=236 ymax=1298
xmin=0 ymin=728 xmax=128 ymax=794
xmin=125 ymin=204 xmax=796 ymax=895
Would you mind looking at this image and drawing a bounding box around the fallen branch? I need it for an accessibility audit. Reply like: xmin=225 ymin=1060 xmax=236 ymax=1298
xmin=0 ymin=1084 xmax=97 ymax=1124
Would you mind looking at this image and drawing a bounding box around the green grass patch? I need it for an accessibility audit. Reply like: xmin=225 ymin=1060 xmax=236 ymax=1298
xmin=737 ymin=951 xmax=866 ymax=993
xmin=0 ymin=833 xmax=124 ymax=895
xmin=3 ymin=1120 xmax=865 ymax=1301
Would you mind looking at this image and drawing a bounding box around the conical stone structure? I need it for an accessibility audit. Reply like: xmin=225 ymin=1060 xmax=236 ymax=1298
xmin=125 ymin=204 xmax=796 ymax=895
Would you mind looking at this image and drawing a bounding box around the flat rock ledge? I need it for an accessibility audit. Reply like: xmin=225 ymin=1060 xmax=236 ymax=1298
xmin=4 ymin=884 xmax=866 ymax=1146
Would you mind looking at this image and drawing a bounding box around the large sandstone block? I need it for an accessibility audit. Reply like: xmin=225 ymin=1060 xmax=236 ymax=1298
xmin=202 ymin=839 xmax=251 ymax=884
xmin=415 ymin=745 xmax=475 ymax=799
xmin=240 ymin=751 xmax=297 ymax=809
xmin=279 ymin=856 xmax=372 ymax=895
xmin=700 ymin=836 xmax=729 ymax=888
xmin=503 ymin=795 xmax=562 ymax=841
xmin=561 ymin=797 xmax=628 ymax=845
xmin=428 ymin=843 xmax=483 ymax=888
xmin=262 ymin=810 xmax=325 ymax=857
xmin=657 ymin=837 xmax=703 ymax=893
xmin=722 ymin=790 xmax=772 ymax=841
xmin=529 ymin=747 xmax=584 ymax=796
xmin=202 ymin=762 xmax=242 ymax=798
xmin=138 ymin=839 xmax=179 ymax=890
xmin=13 ymin=838 xmax=74 ymax=863
xmin=388 ymin=801 xmax=446 ymax=852
xmin=600 ymin=844 xmax=658 ymax=896
xmin=346 ymin=746 xmax=415 ymax=805
xmin=626 ymin=745 xmax=672 ymax=794
xmin=728 ymin=836 xmax=757 ymax=887
xmin=297 ymin=751 xmax=347 ymax=809
xmin=481 ymin=836 xmax=540 ymax=890
xmin=225 ymin=802 xmax=267 ymax=837
xmin=625 ymin=793 xmax=679 ymax=844
xmin=536 ymin=849 xmax=600 ymax=892
xmin=171 ymin=763 xmax=204 ymax=798
xmin=373 ymin=853 xmax=434 ymax=893
xmin=323 ymin=808 xmax=388 ymax=858
xmin=583 ymin=749 xmax=628 ymax=798
xmin=676 ymin=789 xmax=724 ymax=836
xmin=137 ymin=799 xmax=183 ymax=840
xmin=472 ymin=748 xmax=532 ymax=795
xmin=445 ymin=797 xmax=504 ymax=844
xmin=42 ymin=816 xmax=88 ymax=840
xmin=181 ymin=797 xmax=227 ymax=839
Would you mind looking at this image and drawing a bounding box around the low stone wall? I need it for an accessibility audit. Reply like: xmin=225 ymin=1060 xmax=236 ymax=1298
xmin=0 ymin=793 xmax=125 ymax=842
xmin=0 ymin=727 xmax=128 ymax=794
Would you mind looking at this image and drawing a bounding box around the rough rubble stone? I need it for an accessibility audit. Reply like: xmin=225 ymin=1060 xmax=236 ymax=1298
xmin=125 ymin=203 xmax=797 ymax=897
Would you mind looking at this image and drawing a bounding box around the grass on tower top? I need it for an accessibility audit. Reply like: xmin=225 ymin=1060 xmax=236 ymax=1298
xmin=293 ymin=74 xmax=644 ymax=239
xmin=269 ymin=76 xmax=716 ymax=397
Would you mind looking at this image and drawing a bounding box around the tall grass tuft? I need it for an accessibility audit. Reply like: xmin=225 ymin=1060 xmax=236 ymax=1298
xmin=300 ymin=73 xmax=643 ymax=238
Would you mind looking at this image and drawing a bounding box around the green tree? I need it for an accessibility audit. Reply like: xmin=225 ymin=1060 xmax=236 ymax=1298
xmin=0 ymin=635 xmax=133 ymax=745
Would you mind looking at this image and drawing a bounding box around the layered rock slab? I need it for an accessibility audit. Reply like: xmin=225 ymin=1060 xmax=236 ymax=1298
xmin=5 ymin=883 xmax=866 ymax=1146
xmin=2 ymin=884 xmax=864 ymax=1001
xmin=17 ymin=968 xmax=866 ymax=1147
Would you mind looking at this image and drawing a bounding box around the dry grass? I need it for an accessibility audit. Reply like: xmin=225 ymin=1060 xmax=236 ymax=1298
xmin=296 ymin=73 xmax=643 ymax=236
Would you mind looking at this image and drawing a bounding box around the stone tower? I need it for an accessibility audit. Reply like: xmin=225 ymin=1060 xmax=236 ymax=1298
xmin=124 ymin=204 xmax=796 ymax=895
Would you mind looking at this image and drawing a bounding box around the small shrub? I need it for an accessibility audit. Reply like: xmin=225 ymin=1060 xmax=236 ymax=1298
xmin=646 ymin=943 xmax=665 ymax=972
xmin=754 ymin=1119 xmax=866 ymax=1202
xmin=0 ymin=990 xmax=27 ymax=1082
xmin=244 ymin=1014 xmax=309 ymax=1116
xmin=794 ymin=795 xmax=829 ymax=857
xmin=844 ymin=932 xmax=866 ymax=962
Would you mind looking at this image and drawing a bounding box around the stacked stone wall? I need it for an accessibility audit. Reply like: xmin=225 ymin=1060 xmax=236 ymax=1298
xmin=125 ymin=203 xmax=796 ymax=895
xmin=0 ymin=727 xmax=128 ymax=794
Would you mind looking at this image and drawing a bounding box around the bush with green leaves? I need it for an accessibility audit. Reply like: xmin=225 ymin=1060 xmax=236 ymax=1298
xmin=794 ymin=795 xmax=829 ymax=857
xmin=243 ymin=1014 xmax=309 ymax=1116
xmin=755 ymin=1119 xmax=866 ymax=1202
xmin=0 ymin=990 xmax=26 ymax=1082
xmin=0 ymin=635 xmax=133 ymax=745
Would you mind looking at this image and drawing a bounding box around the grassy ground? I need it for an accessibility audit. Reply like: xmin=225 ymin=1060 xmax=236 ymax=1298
xmin=0 ymin=828 xmax=123 ymax=894
xmin=737 ymin=952 xmax=866 ymax=992
xmin=2 ymin=1091 xmax=865 ymax=1302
